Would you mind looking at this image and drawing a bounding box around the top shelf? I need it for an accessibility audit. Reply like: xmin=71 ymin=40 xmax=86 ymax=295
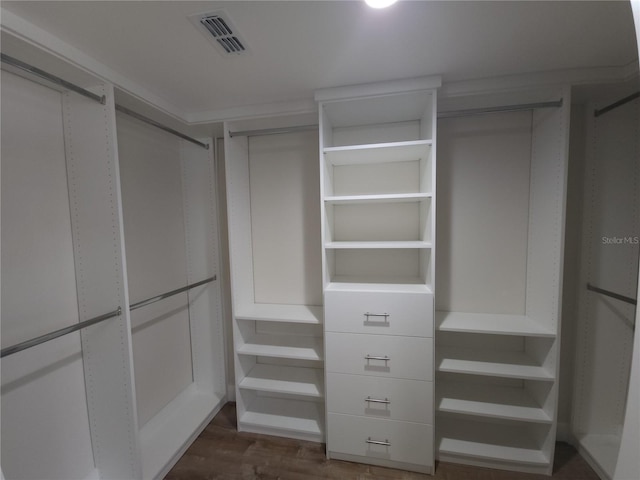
xmin=436 ymin=311 xmax=555 ymax=337
xmin=324 ymin=140 xmax=432 ymax=166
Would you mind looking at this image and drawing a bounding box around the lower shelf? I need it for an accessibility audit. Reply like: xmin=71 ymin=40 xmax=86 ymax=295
xmin=239 ymin=397 xmax=325 ymax=442
xmin=437 ymin=381 xmax=552 ymax=423
xmin=436 ymin=346 xmax=554 ymax=381
xmin=437 ymin=416 xmax=550 ymax=468
xmin=237 ymin=334 xmax=323 ymax=361
xmin=577 ymin=433 xmax=621 ymax=480
xmin=239 ymin=364 xmax=324 ymax=398
xmin=140 ymin=384 xmax=225 ymax=479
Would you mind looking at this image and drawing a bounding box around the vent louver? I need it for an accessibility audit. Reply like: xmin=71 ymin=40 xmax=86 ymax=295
xmin=191 ymin=11 xmax=249 ymax=56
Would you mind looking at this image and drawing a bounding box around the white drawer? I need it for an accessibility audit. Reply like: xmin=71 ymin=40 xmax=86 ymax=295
xmin=325 ymin=333 xmax=433 ymax=381
xmin=327 ymin=373 xmax=433 ymax=424
xmin=325 ymin=291 xmax=433 ymax=337
xmin=327 ymin=413 xmax=433 ymax=467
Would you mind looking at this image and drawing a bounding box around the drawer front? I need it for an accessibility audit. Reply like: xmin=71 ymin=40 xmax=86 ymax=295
xmin=325 ymin=333 xmax=433 ymax=381
xmin=327 ymin=413 xmax=433 ymax=467
xmin=325 ymin=291 xmax=433 ymax=337
xmin=327 ymin=373 xmax=433 ymax=424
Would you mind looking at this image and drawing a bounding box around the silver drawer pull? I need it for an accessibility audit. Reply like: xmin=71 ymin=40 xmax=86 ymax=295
xmin=364 ymin=312 xmax=389 ymax=320
xmin=366 ymin=437 xmax=391 ymax=446
xmin=364 ymin=355 xmax=390 ymax=362
xmin=365 ymin=396 xmax=390 ymax=405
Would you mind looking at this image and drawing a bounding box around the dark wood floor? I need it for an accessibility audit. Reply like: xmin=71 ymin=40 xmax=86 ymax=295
xmin=165 ymin=403 xmax=599 ymax=480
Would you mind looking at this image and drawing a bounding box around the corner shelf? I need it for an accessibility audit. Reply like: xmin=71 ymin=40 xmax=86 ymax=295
xmin=239 ymin=364 xmax=324 ymax=398
xmin=436 ymin=381 xmax=552 ymax=423
xmin=436 ymin=346 xmax=554 ymax=381
xmin=237 ymin=334 xmax=323 ymax=361
xmin=436 ymin=311 xmax=555 ymax=337
xmin=236 ymin=304 xmax=323 ymax=324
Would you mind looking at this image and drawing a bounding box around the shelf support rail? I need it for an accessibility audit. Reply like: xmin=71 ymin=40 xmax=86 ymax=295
xmin=594 ymin=91 xmax=640 ymax=118
xmin=1 ymin=275 xmax=217 ymax=358
xmin=1 ymin=54 xmax=209 ymax=150
xmin=1 ymin=53 xmax=106 ymax=105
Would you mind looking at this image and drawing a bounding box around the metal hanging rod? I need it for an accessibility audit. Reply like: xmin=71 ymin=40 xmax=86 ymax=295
xmin=1 ymin=53 xmax=106 ymax=105
xmin=587 ymin=283 xmax=637 ymax=306
xmin=227 ymin=100 xmax=564 ymax=137
xmin=1 ymin=54 xmax=208 ymax=150
xmin=129 ymin=275 xmax=217 ymax=311
xmin=115 ymin=104 xmax=209 ymax=150
xmin=1 ymin=275 xmax=217 ymax=358
xmin=438 ymin=99 xmax=563 ymax=119
xmin=594 ymin=91 xmax=640 ymax=118
xmin=228 ymin=124 xmax=318 ymax=138
xmin=1 ymin=307 xmax=122 ymax=358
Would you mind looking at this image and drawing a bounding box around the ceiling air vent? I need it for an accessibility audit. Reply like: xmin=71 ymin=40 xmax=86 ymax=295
xmin=190 ymin=11 xmax=249 ymax=56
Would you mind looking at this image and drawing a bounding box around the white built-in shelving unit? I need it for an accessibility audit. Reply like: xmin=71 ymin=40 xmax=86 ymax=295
xmin=224 ymin=113 xmax=325 ymax=442
xmin=435 ymin=87 xmax=571 ymax=475
xmin=317 ymin=78 xmax=440 ymax=474
xmin=1 ymin=37 xmax=226 ymax=480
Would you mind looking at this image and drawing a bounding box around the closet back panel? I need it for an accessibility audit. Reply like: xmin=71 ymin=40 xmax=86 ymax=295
xmin=117 ymin=113 xmax=193 ymax=427
xmin=248 ymin=130 xmax=322 ymax=306
xmin=1 ymin=71 xmax=96 ymax=480
xmin=436 ymin=111 xmax=532 ymax=314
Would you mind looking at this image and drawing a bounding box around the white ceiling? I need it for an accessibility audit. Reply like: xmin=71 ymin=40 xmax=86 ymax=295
xmin=2 ymin=0 xmax=638 ymax=122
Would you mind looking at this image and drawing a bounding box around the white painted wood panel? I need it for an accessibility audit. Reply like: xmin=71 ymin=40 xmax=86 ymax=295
xmin=436 ymin=111 xmax=531 ymax=314
xmin=116 ymin=112 xmax=193 ymax=428
xmin=325 ymin=290 xmax=433 ymax=336
xmin=327 ymin=413 xmax=433 ymax=467
xmin=326 ymin=333 xmax=433 ymax=380
xmin=249 ymin=130 xmax=322 ymax=306
xmin=327 ymin=373 xmax=433 ymax=424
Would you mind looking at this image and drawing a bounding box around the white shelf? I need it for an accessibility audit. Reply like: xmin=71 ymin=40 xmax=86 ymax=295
xmin=438 ymin=417 xmax=550 ymax=466
xmin=578 ymin=433 xmax=621 ymax=480
xmin=324 ymin=140 xmax=431 ymax=166
xmin=239 ymin=364 xmax=324 ymax=398
xmin=140 ymin=384 xmax=225 ymax=480
xmin=436 ymin=311 xmax=555 ymax=337
xmin=436 ymin=346 xmax=554 ymax=381
xmin=326 ymin=279 xmax=432 ymax=294
xmin=325 ymin=240 xmax=431 ymax=249
xmin=325 ymin=193 xmax=431 ymax=204
xmin=437 ymin=381 xmax=552 ymax=423
xmin=238 ymin=334 xmax=323 ymax=361
xmin=236 ymin=304 xmax=323 ymax=324
xmin=240 ymin=397 xmax=324 ymax=437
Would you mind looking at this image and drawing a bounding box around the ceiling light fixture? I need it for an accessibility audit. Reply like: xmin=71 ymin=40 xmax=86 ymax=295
xmin=365 ymin=0 xmax=398 ymax=8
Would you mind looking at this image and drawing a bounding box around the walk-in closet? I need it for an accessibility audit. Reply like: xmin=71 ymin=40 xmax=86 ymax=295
xmin=1 ymin=2 xmax=639 ymax=480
